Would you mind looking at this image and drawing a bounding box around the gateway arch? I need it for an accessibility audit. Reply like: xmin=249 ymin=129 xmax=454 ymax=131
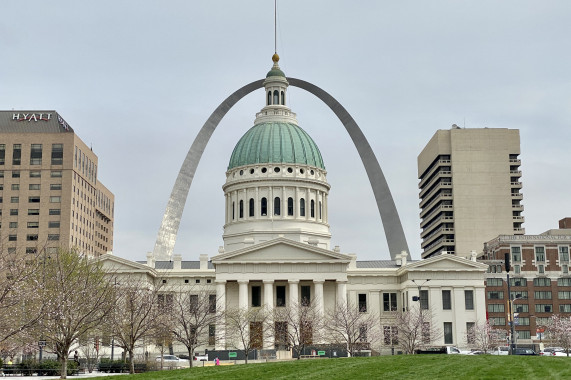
xmin=153 ymin=78 xmax=409 ymax=261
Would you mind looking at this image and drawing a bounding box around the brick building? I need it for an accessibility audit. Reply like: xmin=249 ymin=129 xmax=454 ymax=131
xmin=480 ymin=218 xmax=571 ymax=344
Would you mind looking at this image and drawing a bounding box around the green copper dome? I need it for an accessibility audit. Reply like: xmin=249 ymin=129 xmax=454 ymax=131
xmin=228 ymin=122 xmax=325 ymax=170
xmin=266 ymin=67 xmax=285 ymax=78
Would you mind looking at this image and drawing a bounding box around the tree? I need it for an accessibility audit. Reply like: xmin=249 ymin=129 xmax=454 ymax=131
xmin=465 ymin=320 xmax=505 ymax=353
xmin=36 ymin=248 xmax=115 ymax=379
xmin=0 ymin=247 xmax=45 ymax=345
xmin=225 ymin=306 xmax=269 ymax=364
xmin=546 ymin=315 xmax=571 ymax=356
xmin=78 ymin=334 xmax=104 ymax=373
xmin=273 ymin=300 xmax=324 ymax=359
xmin=393 ymin=305 xmax=441 ymax=354
xmin=324 ymin=302 xmax=381 ymax=357
xmin=108 ymin=278 xmax=163 ymax=374
xmin=170 ymin=286 xmax=220 ymax=367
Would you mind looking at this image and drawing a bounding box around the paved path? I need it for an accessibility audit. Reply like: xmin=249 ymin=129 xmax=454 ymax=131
xmin=1 ymin=371 xmax=127 ymax=379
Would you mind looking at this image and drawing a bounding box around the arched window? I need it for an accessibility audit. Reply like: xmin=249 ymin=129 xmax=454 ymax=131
xmin=311 ymin=200 xmax=315 ymax=218
xmin=232 ymin=202 xmax=235 ymax=220
xmin=300 ymin=198 xmax=305 ymax=217
xmin=281 ymin=91 xmax=285 ymax=105
xmin=267 ymin=91 xmax=272 ymax=105
xmin=261 ymin=197 xmax=267 ymax=216
xmin=287 ymin=197 xmax=294 ymax=216
xmin=249 ymin=198 xmax=255 ymax=217
xmin=273 ymin=90 xmax=279 ymax=105
xmin=319 ymin=201 xmax=322 ymax=219
xmin=239 ymin=200 xmax=244 ymax=219
xmin=274 ymin=197 xmax=281 ymax=215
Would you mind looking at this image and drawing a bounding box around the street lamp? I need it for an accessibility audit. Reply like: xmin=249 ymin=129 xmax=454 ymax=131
xmin=411 ymin=279 xmax=431 ymax=308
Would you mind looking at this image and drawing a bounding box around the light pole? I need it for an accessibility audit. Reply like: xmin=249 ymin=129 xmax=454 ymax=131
xmin=411 ymin=279 xmax=431 ymax=308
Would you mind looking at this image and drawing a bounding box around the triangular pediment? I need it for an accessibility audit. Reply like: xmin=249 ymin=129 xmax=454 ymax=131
xmin=96 ymin=254 xmax=157 ymax=274
xmin=404 ymin=254 xmax=488 ymax=272
xmin=212 ymin=238 xmax=351 ymax=263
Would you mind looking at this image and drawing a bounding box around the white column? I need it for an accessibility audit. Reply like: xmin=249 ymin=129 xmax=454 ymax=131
xmin=314 ymin=280 xmax=325 ymax=318
xmin=215 ymin=280 xmax=226 ymax=350
xmin=289 ymin=280 xmax=299 ymax=307
xmin=337 ymin=281 xmax=347 ymax=309
xmin=264 ymin=280 xmax=275 ymax=349
xmin=238 ymin=280 xmax=249 ymax=310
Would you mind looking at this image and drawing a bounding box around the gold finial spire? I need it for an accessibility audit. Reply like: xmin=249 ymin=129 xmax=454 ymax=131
xmin=272 ymin=53 xmax=280 ymax=63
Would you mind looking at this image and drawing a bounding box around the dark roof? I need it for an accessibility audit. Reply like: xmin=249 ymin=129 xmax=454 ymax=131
xmin=136 ymin=261 xmax=214 ymax=270
xmin=355 ymin=260 xmax=417 ymax=269
xmin=0 ymin=111 xmax=74 ymax=133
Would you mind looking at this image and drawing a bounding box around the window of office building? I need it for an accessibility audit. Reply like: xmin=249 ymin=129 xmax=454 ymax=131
xmin=558 ymin=278 xmax=571 ymax=287
xmin=519 ymin=331 xmax=531 ymax=339
xmin=443 ymin=322 xmax=453 ymax=344
xmin=358 ymin=293 xmax=367 ymax=312
xmin=12 ymin=171 xmax=20 ymax=178
xmin=510 ymin=278 xmax=527 ymax=287
xmin=276 ymin=286 xmax=286 ymax=307
xmin=48 ymin=221 xmax=60 ymax=228
xmin=559 ymin=291 xmax=571 ymax=300
xmin=488 ymin=291 xmax=504 ymax=300
xmin=27 ymin=222 xmax=39 ymax=228
xmin=514 ymin=304 xmax=529 ymax=313
xmin=28 ymin=209 xmax=39 ymax=215
xmin=0 ymin=144 xmax=4 ymax=165
xmin=50 ymin=196 xmax=61 ymax=203
xmin=420 ymin=290 xmax=429 ymax=309
xmin=251 ymin=286 xmax=261 ymax=307
xmin=534 ymin=278 xmax=551 ymax=287
xmin=510 ymin=291 xmax=528 ymax=300
xmin=49 ymin=209 xmax=61 ymax=215
xmin=535 ymin=304 xmax=553 ymax=313
xmin=442 ymin=290 xmax=452 ymax=310
xmin=511 ymin=246 xmax=521 ymax=262
xmin=490 ymin=317 xmax=505 ymax=326
xmin=383 ymin=293 xmax=397 ymax=312
xmin=487 ymin=278 xmax=503 ymax=286
xmin=535 ymin=246 xmax=546 ymax=262
xmin=29 ymin=184 xmax=40 ymax=190
xmin=11 ymin=184 xmax=19 ymax=190
xmin=465 ymin=290 xmax=474 ymax=310
xmin=50 ymin=184 xmax=62 ymax=190
xmin=30 ymin=144 xmax=42 ymax=165
xmin=51 ymin=171 xmax=62 ymax=178
xmin=30 ymin=171 xmax=40 ymax=178
xmin=301 ymin=285 xmax=311 ymax=306
xmin=12 ymin=144 xmax=21 ymax=165
xmin=535 ymin=291 xmax=552 ymax=299
xmin=51 ymin=144 xmax=63 ymax=165
xmin=488 ymin=304 xmax=505 ymax=313
xmin=560 ymin=246 xmax=570 ymax=263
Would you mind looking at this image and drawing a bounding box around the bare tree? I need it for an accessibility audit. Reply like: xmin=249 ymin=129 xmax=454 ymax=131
xmin=393 ymin=305 xmax=441 ymax=354
xmin=36 ymin=248 xmax=115 ymax=379
xmin=324 ymin=302 xmax=381 ymax=357
xmin=170 ymin=286 xmax=220 ymax=367
xmin=78 ymin=334 xmax=103 ymax=373
xmin=273 ymin=300 xmax=324 ymax=360
xmin=0 ymin=246 xmax=45 ymax=345
xmin=108 ymin=278 xmax=163 ymax=374
xmin=225 ymin=306 xmax=269 ymax=364
xmin=465 ymin=320 xmax=506 ymax=353
xmin=546 ymin=315 xmax=571 ymax=356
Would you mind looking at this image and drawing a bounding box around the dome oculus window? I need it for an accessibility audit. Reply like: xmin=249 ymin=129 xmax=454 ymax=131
xmin=300 ymin=169 xmax=304 ymax=174
xmin=261 ymin=168 xmax=267 ymax=173
xmin=250 ymin=169 xmax=255 ymax=174
xmin=274 ymin=167 xmax=280 ymax=173
xmin=240 ymin=170 xmax=244 ymax=176
xmin=287 ymin=167 xmax=293 ymax=173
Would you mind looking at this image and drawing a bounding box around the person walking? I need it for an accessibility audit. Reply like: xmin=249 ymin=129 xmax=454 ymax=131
xmin=215 ymin=357 xmax=220 ymax=366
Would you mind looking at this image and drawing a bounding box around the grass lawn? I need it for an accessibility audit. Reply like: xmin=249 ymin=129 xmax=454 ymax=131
xmin=91 ymin=355 xmax=571 ymax=380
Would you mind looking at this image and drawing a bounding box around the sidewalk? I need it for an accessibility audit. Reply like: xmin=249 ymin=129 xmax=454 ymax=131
xmin=1 ymin=371 xmax=127 ymax=379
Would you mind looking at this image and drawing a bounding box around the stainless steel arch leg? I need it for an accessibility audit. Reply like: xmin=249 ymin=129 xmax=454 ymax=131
xmin=153 ymin=78 xmax=408 ymax=261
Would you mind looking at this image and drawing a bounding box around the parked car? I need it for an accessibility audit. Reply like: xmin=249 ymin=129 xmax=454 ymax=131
xmin=467 ymin=350 xmax=488 ymax=355
xmin=549 ymin=349 xmax=570 ymax=357
xmin=415 ymin=346 xmax=462 ymax=354
xmin=193 ymin=353 xmax=208 ymax=361
xmin=540 ymin=347 xmax=564 ymax=356
xmin=512 ymin=348 xmax=538 ymax=356
xmin=155 ymin=355 xmax=188 ymax=366
xmin=489 ymin=346 xmax=510 ymax=355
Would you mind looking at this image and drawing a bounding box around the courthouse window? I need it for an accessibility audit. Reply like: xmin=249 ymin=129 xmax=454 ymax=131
xmin=383 ymin=293 xmax=397 ymax=311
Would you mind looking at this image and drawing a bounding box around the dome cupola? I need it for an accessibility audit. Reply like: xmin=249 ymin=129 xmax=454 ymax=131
xmin=222 ymin=55 xmax=331 ymax=252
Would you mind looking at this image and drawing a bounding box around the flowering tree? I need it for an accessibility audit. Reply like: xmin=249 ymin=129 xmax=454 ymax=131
xmin=324 ymin=302 xmax=381 ymax=357
xmin=170 ymin=286 xmax=221 ymax=367
xmin=546 ymin=315 xmax=571 ymax=356
xmin=225 ymin=306 xmax=270 ymax=364
xmin=0 ymin=247 xmax=45 ymax=345
xmin=393 ymin=305 xmax=441 ymax=354
xmin=465 ymin=320 xmax=506 ymax=353
xmin=36 ymin=248 xmax=116 ymax=379
xmin=108 ymin=278 xmax=164 ymax=374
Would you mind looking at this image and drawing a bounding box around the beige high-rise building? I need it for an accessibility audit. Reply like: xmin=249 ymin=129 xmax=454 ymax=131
xmin=418 ymin=126 xmax=524 ymax=259
xmin=0 ymin=111 xmax=114 ymax=257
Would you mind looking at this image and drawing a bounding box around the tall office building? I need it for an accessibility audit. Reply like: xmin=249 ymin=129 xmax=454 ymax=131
xmin=418 ymin=126 xmax=524 ymax=259
xmin=0 ymin=111 xmax=114 ymax=257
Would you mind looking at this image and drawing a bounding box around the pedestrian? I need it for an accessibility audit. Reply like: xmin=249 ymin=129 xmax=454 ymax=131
xmin=215 ymin=356 xmax=220 ymax=366
xmin=73 ymin=351 xmax=79 ymax=365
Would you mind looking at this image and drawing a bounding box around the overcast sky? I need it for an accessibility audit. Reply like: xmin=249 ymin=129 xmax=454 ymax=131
xmin=2 ymin=1 xmax=570 ymax=262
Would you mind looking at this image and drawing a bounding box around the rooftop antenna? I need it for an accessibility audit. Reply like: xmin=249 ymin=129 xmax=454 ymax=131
xmin=274 ymin=0 xmax=277 ymax=53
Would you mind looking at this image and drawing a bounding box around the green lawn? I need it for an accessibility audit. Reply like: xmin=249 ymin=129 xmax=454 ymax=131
xmin=91 ymin=355 xmax=571 ymax=380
